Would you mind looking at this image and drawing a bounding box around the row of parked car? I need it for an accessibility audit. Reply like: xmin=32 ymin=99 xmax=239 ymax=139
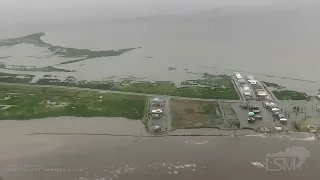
xmin=235 ymin=73 xmax=253 ymax=97
xmin=235 ymin=73 xmax=258 ymax=85
xmin=235 ymin=72 xmax=269 ymax=99
xmin=150 ymin=98 xmax=165 ymax=132
xmin=263 ymin=102 xmax=288 ymax=125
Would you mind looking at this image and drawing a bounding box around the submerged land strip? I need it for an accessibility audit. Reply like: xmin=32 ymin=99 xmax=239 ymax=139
xmin=0 ymin=32 xmax=140 ymax=72
xmin=196 ymin=65 xmax=317 ymax=83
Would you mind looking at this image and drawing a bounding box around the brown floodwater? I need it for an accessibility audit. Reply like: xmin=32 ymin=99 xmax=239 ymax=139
xmin=0 ymin=117 xmax=319 ymax=180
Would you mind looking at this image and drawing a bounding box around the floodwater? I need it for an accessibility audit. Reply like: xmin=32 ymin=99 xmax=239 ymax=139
xmin=0 ymin=117 xmax=319 ymax=180
xmin=1 ymin=0 xmax=320 ymax=94
xmin=0 ymin=117 xmax=147 ymax=161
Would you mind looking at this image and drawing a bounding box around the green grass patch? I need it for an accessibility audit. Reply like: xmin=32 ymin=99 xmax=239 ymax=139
xmin=262 ymin=81 xmax=284 ymax=89
xmin=2 ymin=72 xmax=239 ymax=100
xmin=0 ymin=85 xmax=146 ymax=120
xmin=114 ymin=74 xmax=239 ymax=100
xmin=180 ymin=86 xmax=238 ymax=99
xmin=115 ymin=81 xmax=179 ymax=95
xmin=272 ymin=90 xmax=310 ymax=100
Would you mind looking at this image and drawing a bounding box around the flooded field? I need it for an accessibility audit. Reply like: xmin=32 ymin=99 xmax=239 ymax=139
xmin=0 ymin=117 xmax=148 ymax=160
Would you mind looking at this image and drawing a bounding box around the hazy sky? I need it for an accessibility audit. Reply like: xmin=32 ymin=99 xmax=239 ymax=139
xmin=0 ymin=0 xmax=319 ymax=23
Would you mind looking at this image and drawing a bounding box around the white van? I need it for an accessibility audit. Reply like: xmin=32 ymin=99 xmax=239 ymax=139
xmin=235 ymin=72 xmax=242 ymax=79
xmin=243 ymin=91 xmax=251 ymax=96
xmin=248 ymin=80 xmax=258 ymax=85
xmin=243 ymin=86 xmax=250 ymax=91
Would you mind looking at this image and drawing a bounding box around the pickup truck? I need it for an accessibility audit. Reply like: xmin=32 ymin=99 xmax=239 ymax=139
xmin=249 ymin=105 xmax=260 ymax=113
xmin=277 ymin=114 xmax=288 ymax=125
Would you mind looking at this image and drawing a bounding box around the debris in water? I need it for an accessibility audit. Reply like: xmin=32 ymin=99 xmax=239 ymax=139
xmin=174 ymin=171 xmax=178 ymax=174
xmin=168 ymin=67 xmax=177 ymax=71
xmin=192 ymin=169 xmax=196 ymax=171
xmin=251 ymin=162 xmax=265 ymax=168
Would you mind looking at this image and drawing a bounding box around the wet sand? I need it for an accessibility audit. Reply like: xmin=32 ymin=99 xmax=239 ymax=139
xmin=0 ymin=118 xmax=319 ymax=180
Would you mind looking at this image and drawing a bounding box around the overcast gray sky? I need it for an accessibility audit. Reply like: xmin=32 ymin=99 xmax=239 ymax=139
xmin=0 ymin=0 xmax=319 ymax=23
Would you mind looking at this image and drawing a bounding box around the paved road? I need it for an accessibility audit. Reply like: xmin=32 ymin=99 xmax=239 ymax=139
xmin=147 ymin=96 xmax=171 ymax=134
xmin=231 ymin=78 xmax=245 ymax=101
xmin=259 ymin=81 xmax=278 ymax=101
xmin=0 ymin=82 xmax=242 ymax=102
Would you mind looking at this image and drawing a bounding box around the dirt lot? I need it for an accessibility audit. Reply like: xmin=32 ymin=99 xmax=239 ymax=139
xmin=170 ymin=99 xmax=223 ymax=130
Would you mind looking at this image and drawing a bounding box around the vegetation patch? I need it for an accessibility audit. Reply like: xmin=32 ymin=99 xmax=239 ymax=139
xmin=262 ymin=81 xmax=284 ymax=89
xmin=115 ymin=81 xmax=179 ymax=95
xmin=0 ymin=63 xmax=75 ymax=72
xmin=170 ymin=99 xmax=223 ymax=130
xmin=115 ymin=74 xmax=239 ymax=99
xmin=272 ymin=90 xmax=310 ymax=100
xmin=36 ymin=77 xmax=117 ymax=90
xmin=2 ymin=72 xmax=239 ymax=100
xmin=0 ymin=85 xmax=146 ymax=120
xmin=0 ymin=72 xmax=34 ymax=84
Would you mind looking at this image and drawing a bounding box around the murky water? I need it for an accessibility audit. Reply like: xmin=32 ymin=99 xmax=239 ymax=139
xmin=0 ymin=119 xmax=319 ymax=180
xmin=1 ymin=1 xmax=320 ymax=94
xmin=0 ymin=117 xmax=319 ymax=180
xmin=0 ymin=117 xmax=147 ymax=161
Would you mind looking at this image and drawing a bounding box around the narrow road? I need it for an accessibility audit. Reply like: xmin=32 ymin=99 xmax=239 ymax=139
xmin=259 ymin=81 xmax=278 ymax=101
xmin=0 ymin=82 xmax=243 ymax=102
xmin=147 ymin=96 xmax=171 ymax=134
xmin=231 ymin=78 xmax=245 ymax=101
